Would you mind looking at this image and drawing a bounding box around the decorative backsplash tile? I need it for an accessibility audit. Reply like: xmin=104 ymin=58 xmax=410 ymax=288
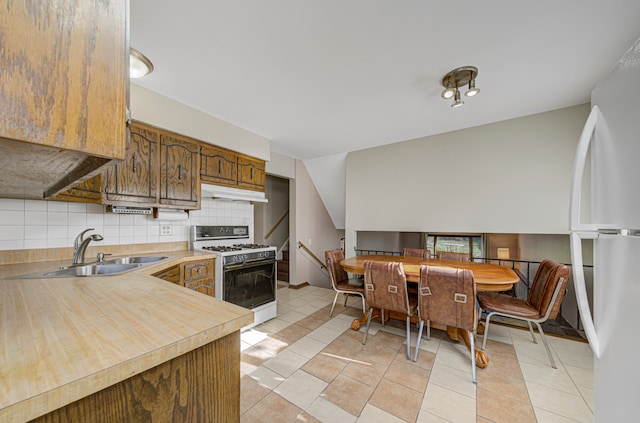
xmin=0 ymin=198 xmax=253 ymax=251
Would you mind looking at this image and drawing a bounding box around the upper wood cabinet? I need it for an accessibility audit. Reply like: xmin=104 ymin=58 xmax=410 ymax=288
xmin=0 ymin=0 xmax=128 ymax=199
xmin=51 ymin=175 xmax=103 ymax=204
xmin=159 ymin=132 xmax=200 ymax=208
xmin=104 ymin=122 xmax=160 ymax=206
xmin=200 ymin=144 xmax=238 ymax=186
xmin=201 ymin=144 xmax=266 ymax=193
xmin=237 ymin=155 xmax=266 ymax=191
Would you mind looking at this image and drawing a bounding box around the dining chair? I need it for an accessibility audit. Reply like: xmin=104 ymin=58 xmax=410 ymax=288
xmin=437 ymin=251 xmax=471 ymax=262
xmin=402 ymin=248 xmax=432 ymax=259
xmin=362 ymin=260 xmax=417 ymax=359
xmin=477 ymin=258 xmax=570 ymax=368
xmin=414 ymin=265 xmax=478 ymax=382
xmin=325 ymin=249 xmax=366 ymax=317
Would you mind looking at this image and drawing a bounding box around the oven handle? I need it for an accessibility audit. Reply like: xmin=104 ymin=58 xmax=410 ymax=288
xmin=224 ymin=259 xmax=275 ymax=271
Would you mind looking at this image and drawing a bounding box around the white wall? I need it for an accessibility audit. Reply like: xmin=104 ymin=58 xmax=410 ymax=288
xmin=0 ymin=198 xmax=252 ymax=251
xmin=131 ymin=84 xmax=271 ymax=161
xmin=266 ymin=151 xmax=296 ymax=179
xmin=345 ymin=104 xmax=590 ymax=254
xmin=294 ymin=160 xmax=343 ymax=288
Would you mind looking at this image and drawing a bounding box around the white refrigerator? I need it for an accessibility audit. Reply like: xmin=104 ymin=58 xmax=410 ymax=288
xmin=570 ymin=37 xmax=640 ymax=421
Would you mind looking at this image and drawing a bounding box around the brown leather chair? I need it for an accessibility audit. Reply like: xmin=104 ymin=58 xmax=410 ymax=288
xmin=414 ymin=265 xmax=478 ymax=382
xmin=402 ymin=248 xmax=432 ymax=259
xmin=363 ymin=260 xmax=417 ymax=359
xmin=325 ymin=249 xmax=366 ymax=317
xmin=437 ymin=251 xmax=471 ymax=262
xmin=478 ymin=259 xmax=570 ymax=368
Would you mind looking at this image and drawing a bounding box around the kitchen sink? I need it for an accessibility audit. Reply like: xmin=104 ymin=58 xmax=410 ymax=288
xmin=7 ymin=262 xmax=143 ymax=279
xmin=41 ymin=263 xmax=143 ymax=277
xmin=104 ymin=256 xmax=168 ymax=264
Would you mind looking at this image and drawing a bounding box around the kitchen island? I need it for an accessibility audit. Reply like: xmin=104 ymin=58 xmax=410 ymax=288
xmin=0 ymin=251 xmax=253 ymax=422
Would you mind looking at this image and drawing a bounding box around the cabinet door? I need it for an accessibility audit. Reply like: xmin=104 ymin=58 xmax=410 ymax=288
xmin=200 ymin=144 xmax=238 ymax=187
xmin=103 ymin=122 xmax=159 ymax=205
xmin=160 ymin=132 xmax=200 ymax=208
xmin=152 ymin=265 xmax=180 ymax=284
xmin=0 ymin=0 xmax=127 ymax=159
xmin=51 ymin=175 xmax=103 ymax=204
xmin=237 ymin=156 xmax=266 ymax=192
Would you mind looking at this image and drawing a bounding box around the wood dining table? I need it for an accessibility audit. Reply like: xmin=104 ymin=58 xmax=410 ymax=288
xmin=340 ymin=254 xmax=520 ymax=368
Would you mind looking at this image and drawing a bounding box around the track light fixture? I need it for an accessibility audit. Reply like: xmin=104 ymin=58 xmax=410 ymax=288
xmin=440 ymin=66 xmax=480 ymax=108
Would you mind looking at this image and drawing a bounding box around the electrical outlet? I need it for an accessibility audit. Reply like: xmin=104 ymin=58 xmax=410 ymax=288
xmin=308 ymin=238 xmax=312 ymax=245
xmin=160 ymin=224 xmax=172 ymax=236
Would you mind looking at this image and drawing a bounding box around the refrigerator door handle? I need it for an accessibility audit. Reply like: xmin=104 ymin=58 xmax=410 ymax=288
xmin=569 ymin=105 xmax=599 ymax=232
xmin=570 ymin=231 xmax=601 ymax=358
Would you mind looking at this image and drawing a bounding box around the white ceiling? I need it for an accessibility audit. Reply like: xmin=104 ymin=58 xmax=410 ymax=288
xmin=130 ymin=1 xmax=640 ymax=160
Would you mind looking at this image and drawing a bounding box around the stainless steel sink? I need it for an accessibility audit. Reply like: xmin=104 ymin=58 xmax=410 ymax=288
xmin=42 ymin=263 xmax=143 ymax=277
xmin=104 ymin=256 xmax=168 ymax=264
xmin=8 ymin=262 xmax=143 ymax=279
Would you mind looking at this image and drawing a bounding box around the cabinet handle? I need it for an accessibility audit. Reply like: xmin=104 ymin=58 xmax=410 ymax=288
xmin=219 ymin=159 xmax=222 ymax=175
xmin=251 ymin=167 xmax=254 ymax=180
xmin=132 ymin=153 xmax=137 ymax=173
xmin=178 ymin=164 xmax=183 ymax=180
xmin=197 ymin=268 xmax=202 ymax=274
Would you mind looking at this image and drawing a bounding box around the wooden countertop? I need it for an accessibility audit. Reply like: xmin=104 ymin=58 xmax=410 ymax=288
xmin=0 ymin=250 xmax=254 ymax=422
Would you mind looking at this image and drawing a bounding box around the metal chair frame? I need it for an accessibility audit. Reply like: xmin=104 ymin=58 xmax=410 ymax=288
xmin=480 ymin=277 xmax=565 ymax=369
xmin=326 ymin=256 xmax=366 ymax=317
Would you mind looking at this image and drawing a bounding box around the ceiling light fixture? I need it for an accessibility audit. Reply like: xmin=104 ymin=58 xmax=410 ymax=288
xmin=130 ymin=48 xmax=154 ymax=78
xmin=440 ymin=66 xmax=480 ymax=108
xmin=451 ymin=89 xmax=464 ymax=108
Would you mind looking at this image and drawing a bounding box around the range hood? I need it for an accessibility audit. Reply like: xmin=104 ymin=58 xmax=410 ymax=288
xmin=201 ymin=184 xmax=268 ymax=203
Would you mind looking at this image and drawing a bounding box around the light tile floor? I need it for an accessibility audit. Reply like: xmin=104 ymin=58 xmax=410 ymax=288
xmin=240 ymin=285 xmax=594 ymax=422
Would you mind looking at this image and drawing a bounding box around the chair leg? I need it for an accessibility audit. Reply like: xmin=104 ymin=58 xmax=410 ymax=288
xmin=527 ymin=321 xmax=538 ymax=344
xmin=381 ymin=309 xmax=385 ymax=327
xmin=534 ymin=321 xmax=557 ymax=369
xmin=469 ymin=329 xmax=477 ymax=384
xmin=414 ymin=320 xmax=424 ymax=362
xmin=427 ymin=320 xmax=431 ymax=340
xmin=344 ymin=293 xmax=348 ymax=307
xmin=360 ymin=294 xmax=366 ymax=314
xmin=329 ymin=292 xmax=339 ymax=317
xmin=405 ymin=315 xmax=411 ymax=360
xmin=481 ymin=312 xmax=495 ymax=351
xmin=362 ymin=308 xmax=374 ymax=345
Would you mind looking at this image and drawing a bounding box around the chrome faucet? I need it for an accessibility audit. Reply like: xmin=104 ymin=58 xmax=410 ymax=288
xmin=72 ymin=228 xmax=104 ymax=265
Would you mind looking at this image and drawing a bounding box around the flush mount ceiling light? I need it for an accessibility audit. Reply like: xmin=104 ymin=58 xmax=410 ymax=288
xmin=440 ymin=66 xmax=480 ymax=108
xmin=130 ymin=48 xmax=154 ymax=78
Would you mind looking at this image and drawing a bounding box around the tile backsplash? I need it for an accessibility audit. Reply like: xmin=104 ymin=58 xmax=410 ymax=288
xmin=0 ymin=198 xmax=253 ymax=251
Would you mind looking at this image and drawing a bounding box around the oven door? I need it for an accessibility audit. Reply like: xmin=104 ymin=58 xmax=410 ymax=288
xmin=223 ymin=259 xmax=276 ymax=309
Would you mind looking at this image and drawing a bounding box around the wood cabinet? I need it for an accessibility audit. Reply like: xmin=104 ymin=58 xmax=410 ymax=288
xmin=0 ymin=0 xmax=128 ymax=199
xmin=200 ymin=145 xmax=266 ymax=193
xmin=104 ymin=122 xmax=160 ymax=206
xmin=182 ymin=259 xmax=215 ymax=297
xmin=200 ymin=144 xmax=238 ymax=186
xmin=51 ymin=175 xmax=103 ymax=204
xmin=152 ymin=264 xmax=180 ymax=285
xmin=237 ymin=155 xmax=266 ymax=191
xmin=159 ymin=132 xmax=200 ymax=208
xmin=97 ymin=121 xmax=200 ymax=209
xmin=31 ymin=332 xmax=241 ymax=423
xmin=153 ymin=259 xmax=215 ymax=297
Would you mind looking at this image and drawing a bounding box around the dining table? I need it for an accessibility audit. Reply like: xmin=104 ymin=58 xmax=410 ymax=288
xmin=340 ymin=254 xmax=520 ymax=368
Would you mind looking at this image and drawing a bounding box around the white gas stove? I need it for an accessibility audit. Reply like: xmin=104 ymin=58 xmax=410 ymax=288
xmin=191 ymin=225 xmax=277 ymax=327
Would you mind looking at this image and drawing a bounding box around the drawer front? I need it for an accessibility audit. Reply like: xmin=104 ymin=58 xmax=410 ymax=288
xmin=183 ymin=279 xmax=215 ymax=297
xmin=182 ymin=259 xmax=214 ymax=282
